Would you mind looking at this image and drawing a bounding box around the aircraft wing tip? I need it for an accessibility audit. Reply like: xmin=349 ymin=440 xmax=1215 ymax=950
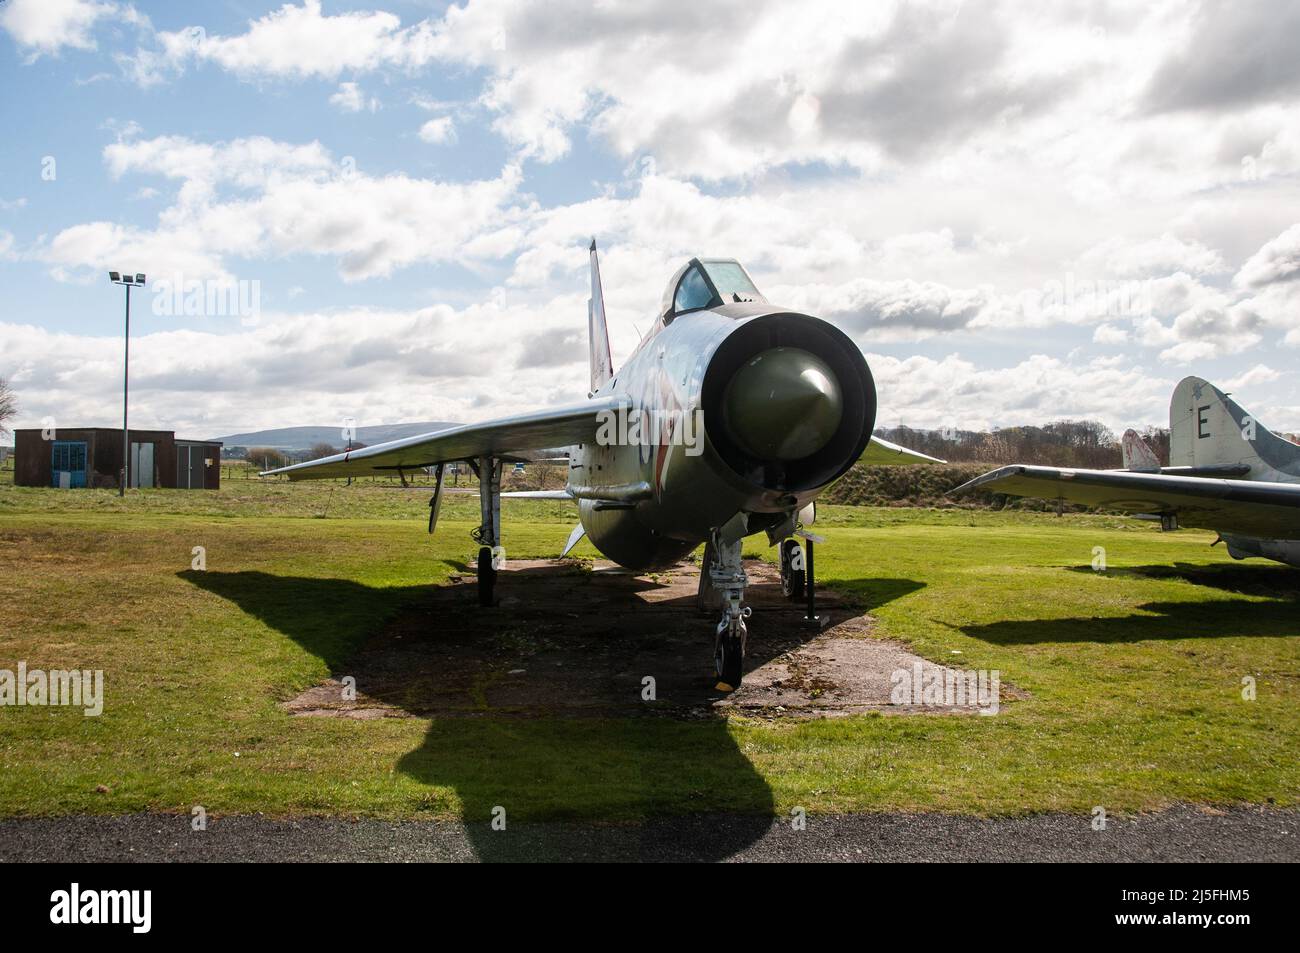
xmin=949 ymin=465 xmax=1024 ymax=495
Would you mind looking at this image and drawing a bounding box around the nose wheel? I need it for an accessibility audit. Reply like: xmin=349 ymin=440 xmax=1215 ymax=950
xmin=714 ymin=615 xmax=747 ymax=690
xmin=477 ymin=545 xmax=497 ymax=606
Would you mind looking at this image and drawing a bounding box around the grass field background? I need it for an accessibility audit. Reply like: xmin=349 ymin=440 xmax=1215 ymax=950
xmin=0 ymin=472 xmax=1296 ymax=821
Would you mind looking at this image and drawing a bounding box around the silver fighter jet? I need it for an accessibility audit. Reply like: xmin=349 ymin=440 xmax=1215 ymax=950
xmin=266 ymin=243 xmax=940 ymax=688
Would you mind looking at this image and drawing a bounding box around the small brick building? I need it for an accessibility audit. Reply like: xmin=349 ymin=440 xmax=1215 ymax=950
xmin=13 ymin=429 xmax=222 ymax=490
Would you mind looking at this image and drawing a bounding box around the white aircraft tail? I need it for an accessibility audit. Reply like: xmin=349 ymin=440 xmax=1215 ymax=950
xmin=1169 ymin=376 xmax=1300 ymax=482
xmin=1121 ymin=429 xmax=1161 ymax=471
xmin=587 ymin=240 xmax=613 ymax=393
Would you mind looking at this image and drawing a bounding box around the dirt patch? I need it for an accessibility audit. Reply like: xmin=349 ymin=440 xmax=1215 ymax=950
xmin=284 ymin=558 xmax=1013 ymax=720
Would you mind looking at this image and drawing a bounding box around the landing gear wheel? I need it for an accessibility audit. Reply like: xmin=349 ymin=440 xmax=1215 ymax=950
xmin=780 ymin=539 xmax=805 ymax=601
xmin=477 ymin=545 xmax=497 ymax=607
xmin=714 ymin=621 xmax=745 ymax=691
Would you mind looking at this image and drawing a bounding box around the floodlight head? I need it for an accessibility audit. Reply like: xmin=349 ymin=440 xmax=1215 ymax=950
xmin=135 ymin=273 xmax=146 ymax=284
xmin=109 ymin=271 xmax=120 ymax=281
xmin=123 ymin=275 xmax=134 ymax=283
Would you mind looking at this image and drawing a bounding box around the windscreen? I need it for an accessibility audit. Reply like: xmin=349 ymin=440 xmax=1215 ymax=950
xmin=702 ymin=260 xmax=760 ymax=299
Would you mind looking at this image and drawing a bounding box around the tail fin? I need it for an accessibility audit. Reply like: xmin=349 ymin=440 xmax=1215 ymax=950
xmin=1170 ymin=376 xmax=1300 ymax=480
xmin=588 ymin=240 xmax=614 ymax=393
xmin=1121 ymin=429 xmax=1161 ymax=471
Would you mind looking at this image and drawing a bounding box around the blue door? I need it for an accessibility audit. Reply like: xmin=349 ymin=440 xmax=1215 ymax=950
xmin=51 ymin=440 xmax=88 ymax=488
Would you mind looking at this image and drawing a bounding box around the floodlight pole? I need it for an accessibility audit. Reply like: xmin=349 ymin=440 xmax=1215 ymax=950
xmin=121 ymin=281 xmax=131 ymax=497
xmin=110 ymin=272 xmax=144 ymax=495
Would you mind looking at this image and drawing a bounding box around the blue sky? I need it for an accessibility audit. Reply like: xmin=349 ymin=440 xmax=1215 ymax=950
xmin=2 ymin=0 xmax=1299 ymax=441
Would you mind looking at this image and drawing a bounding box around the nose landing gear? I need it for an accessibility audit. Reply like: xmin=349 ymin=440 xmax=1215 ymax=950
xmin=704 ymin=533 xmax=750 ymax=691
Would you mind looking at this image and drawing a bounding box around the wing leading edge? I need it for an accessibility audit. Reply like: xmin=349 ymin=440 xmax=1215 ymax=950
xmin=861 ymin=435 xmax=946 ymax=465
xmin=264 ymin=396 xmax=628 ymax=481
xmin=953 ymin=465 xmax=1300 ymax=538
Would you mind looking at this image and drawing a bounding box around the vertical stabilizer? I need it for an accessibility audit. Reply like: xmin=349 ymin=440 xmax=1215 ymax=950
xmin=1169 ymin=376 xmax=1300 ymax=481
xmin=588 ymin=240 xmax=614 ymax=393
xmin=1121 ymin=429 xmax=1161 ymax=471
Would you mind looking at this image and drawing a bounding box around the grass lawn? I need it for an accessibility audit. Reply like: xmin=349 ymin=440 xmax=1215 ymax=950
xmin=0 ymin=477 xmax=1296 ymax=821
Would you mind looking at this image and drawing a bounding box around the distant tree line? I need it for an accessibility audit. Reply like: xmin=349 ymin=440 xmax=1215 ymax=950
xmin=876 ymin=420 xmax=1171 ymax=469
xmin=0 ymin=377 xmax=15 ymax=437
xmin=239 ymin=442 xmax=368 ymax=471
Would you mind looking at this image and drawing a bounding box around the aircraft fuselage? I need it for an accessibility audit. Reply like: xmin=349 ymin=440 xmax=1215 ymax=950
xmin=567 ymin=303 xmax=876 ymax=569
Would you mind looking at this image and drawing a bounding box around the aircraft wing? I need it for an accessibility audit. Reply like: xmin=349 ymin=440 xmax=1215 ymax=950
xmin=861 ymin=435 xmax=946 ymax=465
xmin=264 ymin=397 xmax=627 ymax=481
xmin=953 ymin=465 xmax=1300 ymax=537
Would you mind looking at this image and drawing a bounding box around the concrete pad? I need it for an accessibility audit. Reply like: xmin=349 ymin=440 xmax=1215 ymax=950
xmin=284 ymin=558 xmax=1016 ymax=720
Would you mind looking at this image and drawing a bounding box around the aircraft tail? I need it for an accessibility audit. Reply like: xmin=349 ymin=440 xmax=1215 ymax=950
xmin=1121 ymin=429 xmax=1161 ymax=471
xmin=587 ymin=240 xmax=614 ymax=393
xmin=1169 ymin=376 xmax=1300 ymax=481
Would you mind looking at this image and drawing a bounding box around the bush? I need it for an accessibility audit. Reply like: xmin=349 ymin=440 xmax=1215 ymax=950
xmin=246 ymin=447 xmax=289 ymax=471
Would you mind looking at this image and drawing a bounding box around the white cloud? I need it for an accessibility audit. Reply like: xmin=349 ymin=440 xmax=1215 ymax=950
xmin=1 ymin=0 xmax=117 ymax=56
xmin=418 ymin=116 xmax=456 ymax=144
xmin=0 ymin=295 xmax=592 ymax=437
xmin=773 ymin=277 xmax=994 ymax=342
xmin=1077 ymin=233 xmax=1227 ymax=278
xmin=98 ymin=0 xmax=1300 ymax=208
xmin=157 ymin=0 xmax=439 ymax=80
xmin=329 ymin=81 xmax=380 ymax=113
xmin=868 ymin=352 xmax=1171 ymax=432
xmin=1092 ymin=323 xmax=1129 ymax=345
xmin=1147 ymin=302 xmax=1264 ymax=364
xmin=41 ymin=134 xmax=526 ymax=282
xmin=0 ymin=298 xmax=1180 ymax=437
xmin=1234 ymin=222 xmax=1300 ymax=288
xmin=1222 ymin=364 xmax=1280 ymax=391
xmin=9 ymin=3 xmax=1300 ymax=435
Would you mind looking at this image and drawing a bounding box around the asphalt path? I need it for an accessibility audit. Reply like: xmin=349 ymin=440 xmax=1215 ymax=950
xmin=1 ymin=805 xmax=1294 ymax=862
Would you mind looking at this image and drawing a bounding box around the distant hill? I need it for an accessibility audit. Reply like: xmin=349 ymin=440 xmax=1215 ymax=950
xmin=210 ymin=422 xmax=460 ymax=452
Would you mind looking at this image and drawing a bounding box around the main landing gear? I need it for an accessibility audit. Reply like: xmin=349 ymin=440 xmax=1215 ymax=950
xmin=779 ymin=538 xmax=805 ymax=600
xmin=469 ymin=455 xmax=502 ymax=607
xmin=780 ymin=535 xmax=821 ymax=627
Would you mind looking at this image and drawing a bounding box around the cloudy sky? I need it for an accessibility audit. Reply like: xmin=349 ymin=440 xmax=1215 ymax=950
xmin=1 ymin=0 xmax=1298 ymax=441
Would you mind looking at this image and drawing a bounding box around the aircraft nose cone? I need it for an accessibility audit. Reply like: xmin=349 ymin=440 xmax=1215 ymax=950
xmin=722 ymin=347 xmax=843 ymax=461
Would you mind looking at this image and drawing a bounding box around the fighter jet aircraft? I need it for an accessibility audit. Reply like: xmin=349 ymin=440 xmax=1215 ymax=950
xmin=954 ymin=377 xmax=1300 ymax=568
xmin=266 ymin=243 xmax=940 ymax=688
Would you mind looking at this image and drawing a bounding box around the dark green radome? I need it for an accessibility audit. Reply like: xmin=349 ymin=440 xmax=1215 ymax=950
xmin=721 ymin=346 xmax=843 ymax=461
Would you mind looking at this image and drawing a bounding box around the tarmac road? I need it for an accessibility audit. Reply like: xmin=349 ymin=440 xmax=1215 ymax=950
xmin=0 ymin=805 xmax=1295 ymax=862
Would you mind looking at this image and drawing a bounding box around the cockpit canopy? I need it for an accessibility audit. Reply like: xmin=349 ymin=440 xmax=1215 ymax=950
xmin=660 ymin=258 xmax=766 ymax=323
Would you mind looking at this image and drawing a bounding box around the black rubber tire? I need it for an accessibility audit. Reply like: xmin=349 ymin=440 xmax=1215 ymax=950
xmin=780 ymin=539 xmax=806 ymax=601
xmin=715 ymin=629 xmax=744 ymax=689
xmin=477 ymin=546 xmax=496 ymax=607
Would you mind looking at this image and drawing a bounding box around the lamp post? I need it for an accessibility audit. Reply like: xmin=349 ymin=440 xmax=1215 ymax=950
xmin=108 ymin=271 xmax=146 ymax=496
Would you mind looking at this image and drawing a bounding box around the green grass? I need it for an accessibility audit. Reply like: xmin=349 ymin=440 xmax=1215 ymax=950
xmin=0 ymin=478 xmax=1296 ymax=822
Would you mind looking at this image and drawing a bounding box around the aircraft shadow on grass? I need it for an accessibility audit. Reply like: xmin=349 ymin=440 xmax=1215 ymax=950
xmin=1066 ymin=561 xmax=1300 ymax=598
xmin=963 ymin=562 xmax=1299 ymax=646
xmin=182 ymin=564 xmax=922 ymax=861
